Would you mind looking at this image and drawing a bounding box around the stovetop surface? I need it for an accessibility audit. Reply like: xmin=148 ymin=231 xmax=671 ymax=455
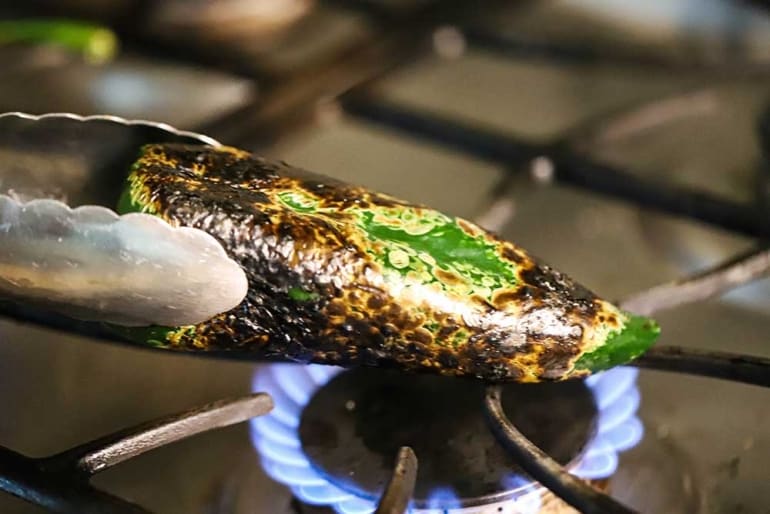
xmin=0 ymin=2 xmax=768 ymax=513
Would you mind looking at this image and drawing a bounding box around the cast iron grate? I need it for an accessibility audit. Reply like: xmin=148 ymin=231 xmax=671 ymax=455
xmin=0 ymin=394 xmax=274 ymax=514
xmin=2 ymin=1 xmax=770 ymax=512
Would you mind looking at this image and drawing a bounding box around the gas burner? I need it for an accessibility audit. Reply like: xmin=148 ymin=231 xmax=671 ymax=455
xmin=250 ymin=364 xmax=642 ymax=513
xmin=299 ymin=369 xmax=597 ymax=513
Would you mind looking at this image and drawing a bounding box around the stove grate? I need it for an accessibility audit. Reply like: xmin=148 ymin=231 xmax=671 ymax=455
xmin=0 ymin=394 xmax=273 ymax=514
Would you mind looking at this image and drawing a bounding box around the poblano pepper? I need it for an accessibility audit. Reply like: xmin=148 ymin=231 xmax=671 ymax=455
xmin=116 ymin=143 xmax=659 ymax=382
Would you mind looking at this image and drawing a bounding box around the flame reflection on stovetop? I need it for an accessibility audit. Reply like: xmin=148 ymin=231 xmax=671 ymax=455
xmin=250 ymin=364 xmax=643 ymax=513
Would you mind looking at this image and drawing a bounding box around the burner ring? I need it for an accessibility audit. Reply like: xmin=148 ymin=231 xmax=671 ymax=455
xmin=300 ymin=369 xmax=597 ymax=509
xmin=251 ymin=364 xmax=642 ymax=513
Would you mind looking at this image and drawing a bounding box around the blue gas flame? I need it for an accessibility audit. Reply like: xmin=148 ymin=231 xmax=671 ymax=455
xmin=426 ymin=487 xmax=461 ymax=510
xmin=251 ymin=365 xmax=643 ymax=513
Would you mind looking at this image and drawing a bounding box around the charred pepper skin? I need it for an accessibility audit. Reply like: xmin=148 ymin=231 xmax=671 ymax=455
xmin=116 ymin=143 xmax=659 ymax=382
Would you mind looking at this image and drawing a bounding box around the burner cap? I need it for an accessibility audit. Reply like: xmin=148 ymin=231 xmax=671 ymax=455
xmin=299 ymin=369 xmax=597 ymax=507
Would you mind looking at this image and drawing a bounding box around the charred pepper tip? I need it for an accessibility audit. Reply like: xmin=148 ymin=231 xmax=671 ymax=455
xmin=573 ymin=314 xmax=660 ymax=374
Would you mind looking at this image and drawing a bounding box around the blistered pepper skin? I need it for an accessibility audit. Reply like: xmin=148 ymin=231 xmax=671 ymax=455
xmin=117 ymin=144 xmax=659 ymax=382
